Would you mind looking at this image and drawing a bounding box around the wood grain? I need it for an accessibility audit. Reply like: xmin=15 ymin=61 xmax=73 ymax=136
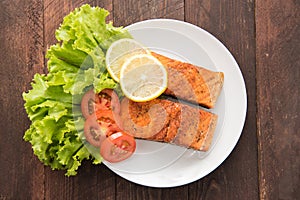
xmin=185 ymin=0 xmax=258 ymax=199
xmin=0 ymin=0 xmax=45 ymax=199
xmin=256 ymin=0 xmax=300 ymax=199
xmin=113 ymin=0 xmax=184 ymax=27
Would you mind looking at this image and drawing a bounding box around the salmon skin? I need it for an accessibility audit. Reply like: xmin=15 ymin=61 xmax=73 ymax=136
xmin=120 ymin=97 xmax=218 ymax=151
xmin=151 ymin=52 xmax=224 ymax=109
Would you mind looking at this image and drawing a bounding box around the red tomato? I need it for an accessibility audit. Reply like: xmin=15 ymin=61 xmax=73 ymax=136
xmin=100 ymin=132 xmax=136 ymax=163
xmin=81 ymin=89 xmax=100 ymax=119
xmin=95 ymin=110 xmax=122 ymax=136
xmin=84 ymin=112 xmax=122 ymax=148
xmin=98 ymin=89 xmax=121 ymax=114
xmin=81 ymin=88 xmax=120 ymax=119
xmin=83 ymin=115 xmax=106 ymax=147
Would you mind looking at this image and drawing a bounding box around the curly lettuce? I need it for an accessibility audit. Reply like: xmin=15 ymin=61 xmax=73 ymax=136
xmin=23 ymin=4 xmax=131 ymax=176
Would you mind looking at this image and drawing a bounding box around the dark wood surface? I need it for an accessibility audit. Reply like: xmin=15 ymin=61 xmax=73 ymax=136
xmin=0 ymin=0 xmax=298 ymax=199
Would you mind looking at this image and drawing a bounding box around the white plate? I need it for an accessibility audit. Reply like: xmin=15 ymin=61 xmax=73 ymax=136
xmin=103 ymin=19 xmax=247 ymax=187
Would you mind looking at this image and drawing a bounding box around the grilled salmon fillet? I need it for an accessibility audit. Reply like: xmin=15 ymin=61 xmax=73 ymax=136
xmin=151 ymin=52 xmax=224 ymax=109
xmin=120 ymin=97 xmax=217 ymax=151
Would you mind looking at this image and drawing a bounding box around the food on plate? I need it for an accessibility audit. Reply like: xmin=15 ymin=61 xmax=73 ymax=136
xmin=100 ymin=131 xmax=136 ymax=163
xmin=105 ymin=38 xmax=150 ymax=82
xmin=83 ymin=111 xmax=122 ymax=147
xmin=120 ymin=97 xmax=218 ymax=151
xmin=119 ymin=54 xmax=168 ymax=102
xmin=84 ymin=114 xmax=107 ymax=147
xmin=81 ymin=88 xmax=121 ymax=119
xmin=152 ymin=52 xmax=224 ymax=108
xmin=23 ymin=4 xmax=224 ymax=176
xmin=82 ymin=88 xmax=135 ymax=162
xmin=106 ymin=38 xmax=224 ymax=107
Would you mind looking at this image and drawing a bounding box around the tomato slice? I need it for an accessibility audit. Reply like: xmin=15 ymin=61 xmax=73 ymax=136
xmin=97 ymin=89 xmax=121 ymax=114
xmin=81 ymin=89 xmax=100 ymax=119
xmin=95 ymin=110 xmax=122 ymax=136
xmin=83 ymin=115 xmax=106 ymax=147
xmin=84 ymin=110 xmax=123 ymax=147
xmin=81 ymin=88 xmax=120 ymax=119
xmin=100 ymin=132 xmax=136 ymax=163
xmin=82 ymin=88 xmax=123 ymax=148
xmin=95 ymin=108 xmax=123 ymax=132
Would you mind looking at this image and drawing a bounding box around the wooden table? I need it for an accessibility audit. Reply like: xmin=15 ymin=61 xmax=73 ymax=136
xmin=0 ymin=0 xmax=299 ymax=199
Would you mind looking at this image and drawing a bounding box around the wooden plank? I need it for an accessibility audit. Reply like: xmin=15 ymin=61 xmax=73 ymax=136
xmin=185 ymin=1 xmax=259 ymax=199
xmin=112 ymin=0 xmax=184 ymax=27
xmin=256 ymin=0 xmax=300 ymax=199
xmin=43 ymin=1 xmax=116 ymax=200
xmin=115 ymin=184 xmax=188 ymax=200
xmin=112 ymin=0 xmax=190 ymax=199
xmin=0 ymin=0 xmax=44 ymax=199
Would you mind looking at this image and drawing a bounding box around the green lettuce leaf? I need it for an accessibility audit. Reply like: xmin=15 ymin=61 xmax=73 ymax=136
xmin=23 ymin=4 xmax=131 ymax=176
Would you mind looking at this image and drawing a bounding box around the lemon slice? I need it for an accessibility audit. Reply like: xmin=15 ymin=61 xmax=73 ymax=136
xmin=120 ymin=54 xmax=168 ymax=102
xmin=105 ymin=38 xmax=149 ymax=82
